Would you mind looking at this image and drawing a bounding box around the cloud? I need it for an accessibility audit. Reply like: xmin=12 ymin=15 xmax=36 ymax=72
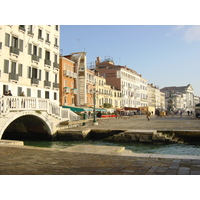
xmin=184 ymin=25 xmax=200 ymax=42
xmin=166 ymin=25 xmax=200 ymax=42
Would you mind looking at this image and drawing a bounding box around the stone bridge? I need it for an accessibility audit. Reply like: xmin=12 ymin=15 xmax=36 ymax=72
xmin=0 ymin=96 xmax=79 ymax=140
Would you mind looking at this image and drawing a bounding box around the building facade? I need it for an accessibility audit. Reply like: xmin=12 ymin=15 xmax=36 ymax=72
xmin=0 ymin=25 xmax=60 ymax=104
xmin=160 ymin=84 xmax=194 ymax=111
xmin=95 ymin=57 xmax=148 ymax=108
xmin=59 ymin=56 xmax=77 ymax=106
xmin=147 ymin=84 xmax=165 ymax=109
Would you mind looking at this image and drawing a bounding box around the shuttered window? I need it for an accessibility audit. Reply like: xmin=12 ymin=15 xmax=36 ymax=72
xmin=11 ymin=62 xmax=16 ymax=73
xmin=18 ymin=64 xmax=23 ymax=76
xmin=39 ymin=48 xmax=42 ymax=58
xmin=28 ymin=43 xmax=32 ymax=55
xmin=28 ymin=66 xmax=32 ymax=78
xmin=4 ymin=59 xmax=9 ymax=73
xmin=27 ymin=88 xmax=31 ymax=97
xmin=5 ymin=33 xmax=10 ymax=47
xmin=19 ymin=39 xmax=23 ymax=52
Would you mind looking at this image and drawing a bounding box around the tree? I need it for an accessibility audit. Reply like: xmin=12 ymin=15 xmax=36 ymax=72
xmin=103 ymin=103 xmax=112 ymax=108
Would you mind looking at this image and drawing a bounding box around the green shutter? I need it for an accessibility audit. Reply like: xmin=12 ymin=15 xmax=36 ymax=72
xmin=5 ymin=33 xmax=10 ymax=47
xmin=39 ymin=70 xmax=41 ymax=80
xmin=19 ymin=39 xmax=23 ymax=52
xmin=28 ymin=66 xmax=32 ymax=78
xmin=39 ymin=48 xmax=42 ymax=58
xmin=18 ymin=64 xmax=23 ymax=76
xmin=28 ymin=43 xmax=32 ymax=55
xmin=4 ymin=59 xmax=9 ymax=73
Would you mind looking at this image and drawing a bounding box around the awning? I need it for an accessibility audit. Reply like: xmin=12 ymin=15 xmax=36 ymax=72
xmin=124 ymin=107 xmax=140 ymax=110
xmin=62 ymin=106 xmax=93 ymax=112
xmin=95 ymin=108 xmax=107 ymax=112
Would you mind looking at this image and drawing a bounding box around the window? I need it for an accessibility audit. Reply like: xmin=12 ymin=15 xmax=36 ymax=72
xmin=39 ymin=48 xmax=42 ymax=58
xmin=28 ymin=66 xmax=41 ymax=80
xmin=3 ymin=85 xmax=8 ymax=94
xmin=18 ymin=87 xmax=22 ymax=96
xmin=45 ymin=91 xmax=49 ymax=99
xmin=55 ymin=25 xmax=58 ymax=31
xmin=4 ymin=59 xmax=9 ymax=73
xmin=33 ymin=45 xmax=37 ymax=55
xmin=27 ymin=88 xmax=31 ymax=97
xmin=19 ymin=25 xmax=25 ymax=31
xmin=37 ymin=90 xmax=41 ymax=98
xmin=12 ymin=36 xmax=18 ymax=48
xmin=46 ymin=33 xmax=50 ymax=43
xmin=5 ymin=33 xmax=10 ymax=47
xmin=54 ymin=92 xmax=57 ymax=100
xmin=19 ymin=39 xmax=23 ymax=52
xmin=18 ymin=64 xmax=23 ymax=76
xmin=45 ymin=71 xmax=49 ymax=81
xmin=0 ymin=42 xmax=2 ymax=49
xmin=28 ymin=43 xmax=32 ymax=55
xmin=28 ymin=25 xmax=33 ymax=33
xmin=38 ymin=29 xmax=43 ymax=40
xmin=45 ymin=50 xmax=50 ymax=60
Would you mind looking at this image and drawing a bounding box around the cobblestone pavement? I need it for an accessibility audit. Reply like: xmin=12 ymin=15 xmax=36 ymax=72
xmin=0 ymin=115 xmax=200 ymax=175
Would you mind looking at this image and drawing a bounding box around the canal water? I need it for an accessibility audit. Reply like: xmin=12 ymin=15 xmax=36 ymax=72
xmin=24 ymin=140 xmax=200 ymax=156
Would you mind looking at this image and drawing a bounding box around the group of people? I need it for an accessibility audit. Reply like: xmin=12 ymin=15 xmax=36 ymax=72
xmin=4 ymin=90 xmax=12 ymax=96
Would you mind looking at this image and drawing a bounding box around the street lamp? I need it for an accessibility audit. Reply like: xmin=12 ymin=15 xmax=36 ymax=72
xmin=90 ymin=85 xmax=98 ymax=125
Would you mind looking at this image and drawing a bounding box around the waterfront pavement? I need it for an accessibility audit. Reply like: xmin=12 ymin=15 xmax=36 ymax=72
xmin=1 ymin=114 xmax=200 ymax=175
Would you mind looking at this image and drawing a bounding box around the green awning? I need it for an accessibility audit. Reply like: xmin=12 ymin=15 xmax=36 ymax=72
xmin=91 ymin=108 xmax=107 ymax=112
xmin=62 ymin=106 xmax=93 ymax=112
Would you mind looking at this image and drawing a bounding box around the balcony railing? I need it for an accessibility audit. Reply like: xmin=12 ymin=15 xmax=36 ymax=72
xmin=38 ymin=36 xmax=44 ymax=41
xmin=9 ymin=73 xmax=19 ymax=81
xmin=19 ymin=26 xmax=26 ymax=32
xmin=44 ymin=80 xmax=51 ymax=87
xmin=10 ymin=46 xmax=19 ymax=55
xmin=32 ymin=54 xmax=39 ymax=62
xmin=31 ymin=78 xmax=39 ymax=85
xmin=53 ymin=62 xmax=59 ymax=69
xmin=53 ymin=82 xmax=59 ymax=89
xmin=45 ymin=59 xmax=51 ymax=66
xmin=28 ymin=31 xmax=34 ymax=36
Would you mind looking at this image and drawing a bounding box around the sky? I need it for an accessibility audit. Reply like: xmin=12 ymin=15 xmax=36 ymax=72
xmin=60 ymin=25 xmax=200 ymax=96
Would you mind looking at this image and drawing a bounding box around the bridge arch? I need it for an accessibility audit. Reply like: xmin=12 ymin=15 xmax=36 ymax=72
xmin=0 ymin=111 xmax=54 ymax=140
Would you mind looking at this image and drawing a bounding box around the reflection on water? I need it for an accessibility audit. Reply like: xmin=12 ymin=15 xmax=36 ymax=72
xmin=24 ymin=140 xmax=200 ymax=156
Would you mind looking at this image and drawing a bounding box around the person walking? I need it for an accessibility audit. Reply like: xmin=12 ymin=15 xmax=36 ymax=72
xmin=146 ymin=110 xmax=151 ymax=121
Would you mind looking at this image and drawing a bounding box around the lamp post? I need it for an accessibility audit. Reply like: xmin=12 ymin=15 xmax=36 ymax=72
xmin=90 ymin=85 xmax=98 ymax=125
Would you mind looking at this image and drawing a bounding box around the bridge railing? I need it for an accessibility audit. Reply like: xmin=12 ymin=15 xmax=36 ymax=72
xmin=0 ymin=96 xmax=80 ymax=121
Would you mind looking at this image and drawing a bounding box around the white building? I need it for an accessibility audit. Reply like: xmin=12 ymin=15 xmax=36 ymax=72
xmin=160 ymin=84 xmax=194 ymax=111
xmin=0 ymin=25 xmax=60 ymax=104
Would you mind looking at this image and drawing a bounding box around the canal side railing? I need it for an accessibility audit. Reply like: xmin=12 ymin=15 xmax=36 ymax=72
xmin=0 ymin=96 xmax=80 ymax=121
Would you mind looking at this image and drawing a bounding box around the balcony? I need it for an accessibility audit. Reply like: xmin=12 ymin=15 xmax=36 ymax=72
xmin=45 ymin=40 xmax=51 ymax=45
xmin=9 ymin=73 xmax=19 ymax=81
xmin=38 ymin=36 xmax=44 ymax=41
xmin=10 ymin=46 xmax=19 ymax=55
xmin=31 ymin=78 xmax=39 ymax=85
xmin=28 ymin=31 xmax=34 ymax=37
xmin=45 ymin=59 xmax=51 ymax=66
xmin=72 ymin=88 xmax=78 ymax=94
xmin=64 ymin=87 xmax=70 ymax=93
xmin=44 ymin=80 xmax=51 ymax=87
xmin=64 ymin=70 xmax=70 ymax=77
xmin=53 ymin=62 xmax=59 ymax=69
xmin=19 ymin=25 xmax=26 ymax=32
xmin=53 ymin=82 xmax=59 ymax=89
xmin=32 ymin=54 xmax=39 ymax=62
